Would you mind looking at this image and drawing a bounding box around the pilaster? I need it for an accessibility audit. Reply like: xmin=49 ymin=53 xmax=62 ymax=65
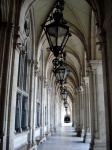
xmin=27 ymin=59 xmax=35 ymax=143
xmin=76 ymin=88 xmax=83 ymax=137
xmin=89 ymin=60 xmax=106 ymax=150
xmin=0 ymin=22 xmax=15 ymax=150
xmin=32 ymin=61 xmax=38 ymax=144
xmin=83 ymin=77 xmax=91 ymax=143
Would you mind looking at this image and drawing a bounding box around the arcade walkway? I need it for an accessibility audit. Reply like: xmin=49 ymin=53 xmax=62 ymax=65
xmin=37 ymin=123 xmax=89 ymax=150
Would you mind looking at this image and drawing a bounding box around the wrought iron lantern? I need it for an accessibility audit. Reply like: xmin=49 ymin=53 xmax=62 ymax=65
xmin=64 ymin=100 xmax=67 ymax=106
xmin=41 ymin=0 xmax=71 ymax=57
xmin=64 ymin=101 xmax=68 ymax=114
xmin=65 ymin=107 xmax=67 ymax=114
xmin=60 ymin=86 xmax=68 ymax=100
xmin=53 ymin=59 xmax=69 ymax=85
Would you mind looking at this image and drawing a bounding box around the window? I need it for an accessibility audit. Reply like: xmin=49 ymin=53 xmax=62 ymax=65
xmin=45 ymin=106 xmax=47 ymax=125
xmin=15 ymin=93 xmax=21 ymax=132
xmin=21 ymin=96 xmax=28 ymax=130
xmin=36 ymin=102 xmax=40 ymax=127
xmin=15 ymin=44 xmax=29 ymax=133
xmin=15 ymin=93 xmax=28 ymax=132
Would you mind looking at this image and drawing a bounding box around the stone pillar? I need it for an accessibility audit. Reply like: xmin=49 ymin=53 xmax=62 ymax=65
xmin=83 ymin=77 xmax=91 ymax=142
xmin=76 ymin=89 xmax=82 ymax=137
xmin=27 ymin=60 xmax=35 ymax=143
xmin=82 ymin=81 xmax=87 ymax=142
xmin=89 ymin=64 xmax=97 ymax=150
xmin=54 ymin=94 xmax=57 ymax=132
xmin=74 ymin=95 xmax=78 ymax=132
xmin=40 ymin=76 xmax=45 ymax=139
xmin=72 ymin=101 xmax=75 ymax=127
xmin=47 ymin=87 xmax=52 ymax=133
xmin=97 ymin=26 xmax=110 ymax=150
xmin=6 ymin=40 xmax=20 ymax=150
xmin=89 ymin=60 xmax=106 ymax=150
xmin=45 ymin=84 xmax=49 ymax=134
xmin=58 ymin=98 xmax=62 ymax=126
xmin=32 ymin=62 xmax=38 ymax=143
xmin=50 ymin=90 xmax=54 ymax=135
xmin=0 ymin=22 xmax=14 ymax=150
xmin=80 ymin=87 xmax=84 ymax=136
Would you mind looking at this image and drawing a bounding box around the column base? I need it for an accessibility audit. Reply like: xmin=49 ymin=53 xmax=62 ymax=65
xmin=81 ymin=129 xmax=85 ymax=137
xmin=53 ymin=126 xmax=56 ymax=132
xmin=83 ymin=133 xmax=86 ymax=143
xmin=89 ymin=141 xmax=106 ymax=150
xmin=76 ymin=129 xmax=82 ymax=137
xmin=0 ymin=134 xmax=6 ymax=150
xmin=50 ymin=125 xmax=54 ymax=135
xmin=94 ymin=142 xmax=106 ymax=150
xmin=83 ymin=132 xmax=91 ymax=143
xmin=36 ymin=136 xmax=46 ymax=145
xmin=89 ymin=141 xmax=94 ymax=150
xmin=45 ymin=132 xmax=51 ymax=138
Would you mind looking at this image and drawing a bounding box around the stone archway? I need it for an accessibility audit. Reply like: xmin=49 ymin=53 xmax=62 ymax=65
xmin=64 ymin=115 xmax=70 ymax=123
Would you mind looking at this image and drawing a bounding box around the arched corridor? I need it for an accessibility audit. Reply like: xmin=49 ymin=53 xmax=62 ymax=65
xmin=0 ymin=0 xmax=112 ymax=150
xmin=37 ymin=124 xmax=89 ymax=150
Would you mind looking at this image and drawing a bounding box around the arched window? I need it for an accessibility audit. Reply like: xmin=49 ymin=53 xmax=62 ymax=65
xmin=15 ymin=44 xmax=29 ymax=133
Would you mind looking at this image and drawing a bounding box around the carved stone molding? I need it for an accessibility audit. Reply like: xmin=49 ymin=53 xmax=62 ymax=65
xmin=96 ymin=27 xmax=106 ymax=51
xmin=27 ymin=59 xmax=35 ymax=66
xmin=44 ymin=79 xmax=48 ymax=88
xmin=34 ymin=61 xmax=39 ymax=76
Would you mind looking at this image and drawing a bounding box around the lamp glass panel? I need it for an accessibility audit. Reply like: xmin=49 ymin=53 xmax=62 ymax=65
xmin=47 ymin=26 xmax=58 ymax=46
xmin=47 ymin=24 xmax=68 ymax=47
xmin=57 ymin=26 xmax=67 ymax=46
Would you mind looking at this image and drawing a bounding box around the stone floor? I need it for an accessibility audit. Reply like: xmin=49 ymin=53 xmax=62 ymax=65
xmin=37 ymin=123 xmax=89 ymax=150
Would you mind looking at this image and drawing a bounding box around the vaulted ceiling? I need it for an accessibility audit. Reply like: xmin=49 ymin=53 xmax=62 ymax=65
xmin=21 ymin=0 xmax=92 ymax=102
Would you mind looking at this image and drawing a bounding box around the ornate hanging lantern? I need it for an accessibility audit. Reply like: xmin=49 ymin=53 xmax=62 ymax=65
xmin=41 ymin=0 xmax=71 ymax=57
xmin=60 ymin=86 xmax=68 ymax=99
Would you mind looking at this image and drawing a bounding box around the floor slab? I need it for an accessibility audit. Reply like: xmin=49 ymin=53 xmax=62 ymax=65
xmin=37 ymin=123 xmax=89 ymax=150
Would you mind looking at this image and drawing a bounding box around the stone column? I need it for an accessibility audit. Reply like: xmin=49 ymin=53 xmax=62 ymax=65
xmin=54 ymin=94 xmax=57 ymax=132
xmin=0 ymin=22 xmax=14 ymax=150
xmin=88 ymin=64 xmax=96 ymax=150
xmin=83 ymin=77 xmax=91 ymax=142
xmin=80 ymin=87 xmax=84 ymax=136
xmin=58 ymin=98 xmax=62 ymax=126
xmin=74 ymin=95 xmax=78 ymax=132
xmin=50 ymin=90 xmax=54 ymax=134
xmin=32 ymin=62 xmax=38 ymax=143
xmin=6 ymin=37 xmax=20 ymax=150
xmin=48 ymin=87 xmax=52 ymax=133
xmin=82 ymin=81 xmax=87 ymax=142
xmin=72 ymin=101 xmax=75 ymax=127
xmin=97 ymin=27 xmax=110 ymax=150
xmin=27 ymin=60 xmax=35 ymax=143
xmin=89 ymin=60 xmax=106 ymax=150
xmin=76 ymin=89 xmax=82 ymax=137
xmin=40 ymin=76 xmax=45 ymax=139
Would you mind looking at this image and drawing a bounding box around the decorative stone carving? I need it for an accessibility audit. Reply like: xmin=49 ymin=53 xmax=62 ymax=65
xmin=34 ymin=61 xmax=39 ymax=76
xmin=96 ymin=27 xmax=106 ymax=51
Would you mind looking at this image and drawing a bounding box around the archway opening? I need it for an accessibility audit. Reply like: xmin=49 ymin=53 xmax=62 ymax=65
xmin=64 ymin=116 xmax=70 ymax=123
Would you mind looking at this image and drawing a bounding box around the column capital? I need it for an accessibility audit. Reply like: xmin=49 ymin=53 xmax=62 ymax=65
xmin=34 ymin=61 xmax=39 ymax=76
xmin=96 ymin=27 xmax=106 ymax=51
xmin=89 ymin=60 xmax=103 ymax=74
xmin=44 ymin=79 xmax=49 ymax=88
xmin=83 ymin=77 xmax=89 ymax=84
xmin=27 ymin=59 xmax=35 ymax=66
xmin=90 ymin=60 xmax=102 ymax=70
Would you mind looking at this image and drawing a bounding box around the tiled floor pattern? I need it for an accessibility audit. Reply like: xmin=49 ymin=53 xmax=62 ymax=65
xmin=37 ymin=123 xmax=89 ymax=150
